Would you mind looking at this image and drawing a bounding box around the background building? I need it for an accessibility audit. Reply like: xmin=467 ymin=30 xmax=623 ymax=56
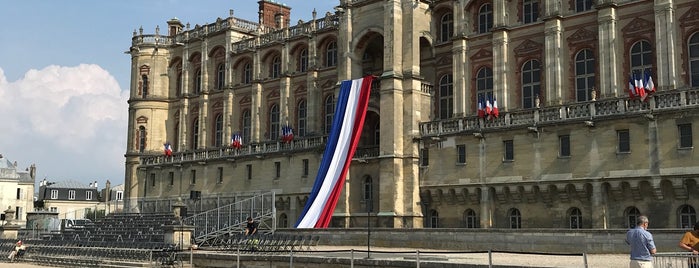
xmin=0 ymin=154 xmax=36 ymax=226
xmin=36 ymin=180 xmax=101 ymax=220
xmin=125 ymin=0 xmax=699 ymax=229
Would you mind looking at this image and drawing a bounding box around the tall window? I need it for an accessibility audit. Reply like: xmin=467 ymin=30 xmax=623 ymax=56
xmin=420 ymin=148 xmax=429 ymax=166
xmin=363 ymin=176 xmax=373 ymax=212
xmin=429 ymin=210 xmax=439 ymax=228
xmin=169 ymin=172 xmax=174 ymax=186
xmin=274 ymin=162 xmax=281 ymax=178
xmin=141 ymin=75 xmax=149 ymax=98
xmin=302 ymin=159 xmax=309 ymax=177
xmin=242 ymin=110 xmax=251 ymax=143
xmin=279 ymin=213 xmax=288 ymax=228
xmin=522 ymin=60 xmax=541 ymax=109
xmin=575 ymin=49 xmax=596 ymax=102
xmin=439 ymin=74 xmax=454 ymax=119
xmin=523 ymin=0 xmax=539 ymax=24
xmin=464 ymin=209 xmax=480 ymax=228
xmin=271 ymin=56 xmax=281 ymax=78
xmin=176 ymin=72 xmax=182 ymax=96
xmin=194 ymin=68 xmax=202 ymax=94
xmin=269 ymin=104 xmax=280 ymax=140
xmin=214 ymin=114 xmax=223 ymax=147
xmin=457 ymin=144 xmax=466 ymax=164
xmin=440 ymin=13 xmax=453 ymax=43
xmin=509 ymin=208 xmax=522 ymax=228
xmin=324 ymin=95 xmax=334 ymax=134
xmin=617 ymin=129 xmax=630 ymax=153
xmin=116 ymin=191 xmax=123 ymax=200
xmin=190 ymin=170 xmax=196 ymax=184
xmin=297 ymin=100 xmax=307 ymax=136
xmin=217 ymin=63 xmax=225 ymax=90
xmin=326 ymin=41 xmax=338 ymax=67
xmin=174 ymin=123 xmax=179 ymax=152
xmin=504 ymin=140 xmax=514 ymax=161
xmin=679 ymin=205 xmax=697 ymax=229
xmin=138 ymin=126 xmax=146 ymax=153
xmin=246 ymin=164 xmax=252 ymax=180
xmin=478 ymin=4 xmax=493 ymax=34
xmin=192 ymin=118 xmax=199 ymax=150
xmin=243 ymin=63 xmax=252 ymax=84
xmin=630 ymin=40 xmax=653 ymax=75
xmin=86 ymin=191 xmax=92 ymax=200
xmin=569 ymin=207 xmax=582 ymax=229
xmin=575 ymin=0 xmax=593 ymax=12
xmin=679 ymin=123 xmax=693 ymax=149
xmin=690 ymin=33 xmax=699 ymax=87
xmin=151 ymin=173 xmax=156 ymax=187
xmin=476 ymin=67 xmax=494 ymax=104
xmin=559 ymin=135 xmax=571 ymax=157
xmin=299 ymin=49 xmax=308 ymax=72
xmin=626 ymin=207 xmax=641 ymax=228
xmin=50 ymin=190 xmax=58 ymax=199
xmin=68 ymin=190 xmax=76 ymax=200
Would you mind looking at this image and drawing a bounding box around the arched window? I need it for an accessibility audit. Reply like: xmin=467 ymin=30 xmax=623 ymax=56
xmin=522 ymin=60 xmax=541 ymax=109
xmin=509 ymin=208 xmax=521 ymax=229
xmin=689 ymin=32 xmax=699 ymax=87
xmin=269 ymin=104 xmax=280 ymax=140
xmin=214 ymin=114 xmax=223 ymax=147
xmin=216 ymin=63 xmax=225 ymax=90
xmin=440 ymin=13 xmax=453 ymax=43
xmin=630 ymin=40 xmax=653 ymax=75
xmin=625 ymin=206 xmax=641 ymax=228
xmin=271 ymin=56 xmax=281 ymax=78
xmin=575 ymin=0 xmax=593 ymax=12
xmin=278 ymin=213 xmax=288 ymax=228
xmin=575 ymin=49 xmax=595 ymax=102
xmin=243 ymin=63 xmax=252 ymax=84
xmin=297 ymin=100 xmax=307 ymax=137
xmin=242 ymin=110 xmax=251 ymax=143
xmin=679 ymin=205 xmax=697 ymax=229
xmin=523 ymin=0 xmax=539 ymax=24
xmin=141 ymin=75 xmax=149 ymax=98
xmin=324 ymin=95 xmax=335 ymax=134
xmin=326 ymin=41 xmax=338 ymax=67
xmin=138 ymin=126 xmax=147 ymax=153
xmin=194 ymin=68 xmax=202 ymax=94
xmin=429 ymin=210 xmax=439 ymax=228
xmin=464 ymin=209 xmax=480 ymax=228
xmin=438 ymin=74 xmax=454 ymax=119
xmin=191 ymin=118 xmax=199 ymax=150
xmin=363 ymin=176 xmax=373 ymax=212
xmin=569 ymin=207 xmax=582 ymax=229
xmin=476 ymin=67 xmax=494 ymax=106
xmin=176 ymin=72 xmax=182 ymax=96
xmin=478 ymin=4 xmax=493 ymax=34
xmin=299 ymin=49 xmax=308 ymax=72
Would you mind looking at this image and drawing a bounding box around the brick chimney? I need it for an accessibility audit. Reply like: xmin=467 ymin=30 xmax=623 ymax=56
xmin=258 ymin=0 xmax=291 ymax=29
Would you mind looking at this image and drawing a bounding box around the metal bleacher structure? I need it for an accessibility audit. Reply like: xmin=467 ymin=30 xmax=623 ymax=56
xmin=0 ymin=192 xmax=320 ymax=267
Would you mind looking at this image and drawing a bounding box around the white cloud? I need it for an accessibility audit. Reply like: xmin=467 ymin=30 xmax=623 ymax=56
xmin=0 ymin=64 xmax=128 ymax=185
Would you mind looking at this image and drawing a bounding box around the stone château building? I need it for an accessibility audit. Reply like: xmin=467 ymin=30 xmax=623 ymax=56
xmin=0 ymin=154 xmax=36 ymax=226
xmin=125 ymin=0 xmax=699 ymax=229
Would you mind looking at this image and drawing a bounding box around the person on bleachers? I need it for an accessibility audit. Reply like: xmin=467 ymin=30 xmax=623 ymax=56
xmin=245 ymin=217 xmax=258 ymax=236
xmin=7 ymin=240 xmax=26 ymax=262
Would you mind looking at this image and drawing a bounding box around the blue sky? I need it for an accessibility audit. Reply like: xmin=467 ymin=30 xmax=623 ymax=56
xmin=0 ymin=1 xmax=337 ymax=188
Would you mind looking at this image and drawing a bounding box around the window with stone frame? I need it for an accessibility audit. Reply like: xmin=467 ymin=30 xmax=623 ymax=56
xmin=503 ymin=140 xmax=514 ymax=161
xmin=574 ymin=0 xmax=593 ymax=12
xmin=429 ymin=210 xmax=439 ymax=228
xmin=324 ymin=95 xmax=334 ymax=134
xmin=522 ymin=0 xmax=539 ymax=24
xmin=297 ymin=99 xmax=307 ymax=137
xmin=559 ymin=135 xmax=571 ymax=157
xmin=420 ymin=148 xmax=429 ymax=166
xmin=569 ymin=207 xmax=582 ymax=229
xmin=194 ymin=68 xmax=202 ymax=94
xmin=242 ymin=109 xmax=251 ymax=144
xmin=509 ymin=208 xmax=521 ymax=228
xmin=190 ymin=170 xmax=196 ymax=184
xmin=439 ymin=12 xmax=453 ymax=43
xmin=141 ymin=74 xmax=149 ymax=98
xmin=216 ymin=63 xmax=225 ymax=90
xmin=363 ymin=176 xmax=373 ymax=212
xmin=271 ymin=55 xmax=281 ymax=78
xmin=630 ymin=40 xmax=653 ymax=77
xmin=625 ymin=206 xmax=641 ymax=228
xmin=690 ymin=32 xmax=699 ymax=87
xmin=176 ymin=71 xmax=183 ymax=96
xmin=438 ymin=74 xmax=454 ymax=119
xmin=269 ymin=104 xmax=280 ymax=140
xmin=679 ymin=205 xmax=697 ymax=229
xmin=138 ymin=126 xmax=147 ymax=153
xmin=478 ymin=4 xmax=493 ymax=34
xmin=243 ymin=62 xmax=252 ymax=84
xmin=191 ymin=118 xmax=199 ymax=150
xmin=325 ymin=41 xmax=338 ymax=67
xmin=678 ymin=123 xmax=693 ymax=149
xmin=575 ymin=49 xmax=596 ymax=102
xmin=464 ymin=209 xmax=480 ymax=228
xmin=299 ymin=48 xmax=308 ymax=72
xmin=617 ymin=129 xmax=630 ymax=153
xmin=213 ymin=114 xmax=224 ymax=147
xmin=476 ymin=67 xmax=494 ymax=109
xmin=457 ymin=144 xmax=466 ymax=164
xmin=521 ymin=60 xmax=541 ymax=109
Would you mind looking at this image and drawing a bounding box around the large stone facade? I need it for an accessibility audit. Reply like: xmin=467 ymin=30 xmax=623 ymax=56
xmin=125 ymin=0 xmax=699 ymax=229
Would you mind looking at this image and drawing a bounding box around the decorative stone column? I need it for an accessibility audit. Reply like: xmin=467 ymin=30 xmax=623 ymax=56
xmin=1 ymin=206 xmax=21 ymax=240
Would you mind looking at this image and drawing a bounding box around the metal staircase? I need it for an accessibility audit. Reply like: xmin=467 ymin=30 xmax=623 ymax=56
xmin=183 ymin=191 xmax=276 ymax=246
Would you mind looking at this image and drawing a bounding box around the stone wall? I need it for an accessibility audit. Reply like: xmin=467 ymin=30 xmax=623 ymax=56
xmin=280 ymin=228 xmax=688 ymax=254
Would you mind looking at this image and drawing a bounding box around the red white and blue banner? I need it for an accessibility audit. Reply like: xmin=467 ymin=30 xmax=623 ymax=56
xmin=230 ymin=133 xmax=242 ymax=149
xmin=295 ymin=75 xmax=373 ymax=228
xmin=164 ymin=142 xmax=173 ymax=156
xmin=281 ymin=125 xmax=294 ymax=143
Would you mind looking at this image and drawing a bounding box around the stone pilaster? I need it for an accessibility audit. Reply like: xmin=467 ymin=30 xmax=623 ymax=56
xmin=544 ymin=19 xmax=563 ymax=105
xmin=597 ymin=6 xmax=619 ymax=98
xmin=653 ymin=0 xmax=678 ymax=90
xmin=492 ymin=31 xmax=510 ymax=110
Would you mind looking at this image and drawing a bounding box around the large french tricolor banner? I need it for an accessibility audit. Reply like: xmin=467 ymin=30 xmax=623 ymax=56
xmin=295 ymin=76 xmax=374 ymax=228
